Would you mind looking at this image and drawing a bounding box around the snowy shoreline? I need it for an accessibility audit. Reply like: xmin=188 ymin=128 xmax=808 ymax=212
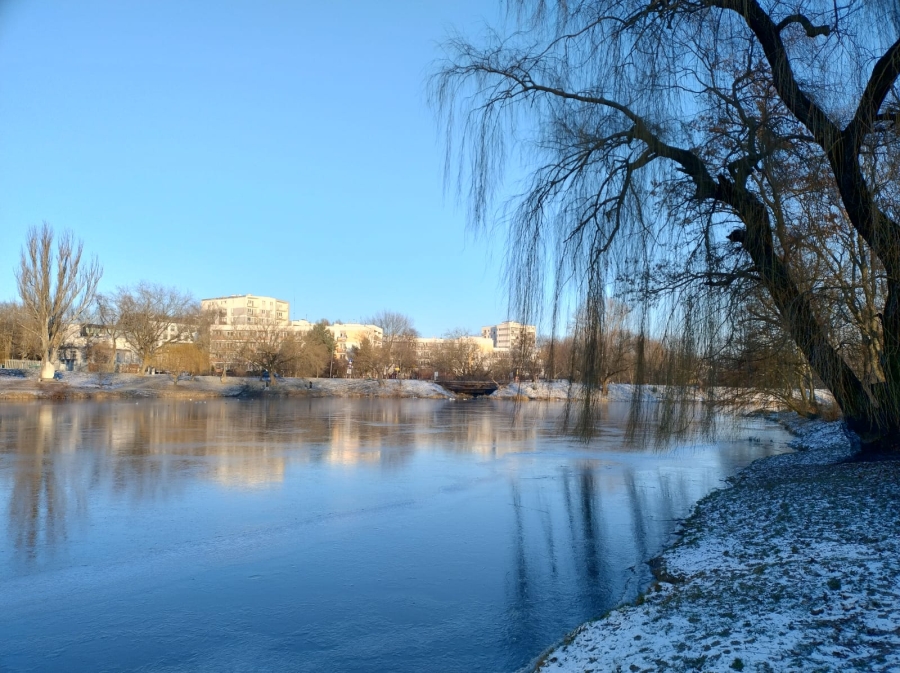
xmin=0 ymin=373 xmax=457 ymax=401
xmin=3 ymin=374 xmax=893 ymax=669
xmin=532 ymin=415 xmax=900 ymax=672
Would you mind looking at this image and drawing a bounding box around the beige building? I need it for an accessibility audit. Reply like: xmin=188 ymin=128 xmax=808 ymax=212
xmin=415 ymin=335 xmax=495 ymax=358
xmin=287 ymin=320 xmax=384 ymax=359
xmin=414 ymin=335 xmax=496 ymax=375
xmin=481 ymin=321 xmax=537 ymax=352
xmin=208 ymin=312 xmax=383 ymax=371
xmin=329 ymin=323 xmax=383 ymax=359
xmin=201 ymin=294 xmax=289 ymax=326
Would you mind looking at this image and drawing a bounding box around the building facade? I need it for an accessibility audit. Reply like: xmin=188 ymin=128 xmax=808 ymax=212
xmin=481 ymin=321 xmax=537 ymax=352
xmin=201 ymin=294 xmax=289 ymax=326
xmin=329 ymin=323 xmax=384 ymax=360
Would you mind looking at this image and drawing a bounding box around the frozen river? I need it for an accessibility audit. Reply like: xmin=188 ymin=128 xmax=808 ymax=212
xmin=0 ymin=398 xmax=791 ymax=672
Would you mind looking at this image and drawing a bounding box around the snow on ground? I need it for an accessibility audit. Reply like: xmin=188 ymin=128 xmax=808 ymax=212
xmin=534 ymin=416 xmax=900 ymax=672
xmin=3 ymin=373 xmax=893 ymax=669
xmin=493 ymin=382 xmax=837 ymax=411
xmin=492 ymin=381 xmax=664 ymax=401
xmin=0 ymin=373 xmax=455 ymax=400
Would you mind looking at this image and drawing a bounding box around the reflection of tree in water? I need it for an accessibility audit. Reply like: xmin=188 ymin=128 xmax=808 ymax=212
xmin=504 ymin=448 xmax=745 ymax=657
xmin=509 ymin=482 xmax=533 ymax=639
xmin=8 ymin=413 xmax=61 ymax=558
xmin=6 ymin=406 xmax=89 ymax=561
xmin=501 ymin=431 xmax=768 ymax=661
xmin=504 ymin=463 xmax=619 ymax=659
xmin=2 ymin=399 xmax=569 ymax=564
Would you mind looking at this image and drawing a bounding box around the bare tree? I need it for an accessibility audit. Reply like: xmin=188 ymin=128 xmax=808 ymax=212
xmin=365 ymin=310 xmax=419 ymax=376
xmin=114 ymin=282 xmax=197 ymax=374
xmin=94 ymin=293 xmax=125 ymax=372
xmin=16 ymin=223 xmax=102 ymax=380
xmin=434 ymin=329 xmax=491 ymax=379
xmin=573 ymin=296 xmax=634 ymax=396
xmin=0 ymin=302 xmax=40 ymax=362
xmin=435 ymin=1 xmax=900 ymax=452
xmin=236 ymin=317 xmax=294 ymax=381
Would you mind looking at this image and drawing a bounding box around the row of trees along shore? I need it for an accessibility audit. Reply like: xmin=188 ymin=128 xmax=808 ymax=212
xmin=0 ymin=222 xmax=825 ymax=396
xmin=4 ymin=226 xmax=547 ymax=382
xmin=0 ymin=223 xmax=859 ymax=412
xmin=433 ymin=0 xmax=900 ymax=453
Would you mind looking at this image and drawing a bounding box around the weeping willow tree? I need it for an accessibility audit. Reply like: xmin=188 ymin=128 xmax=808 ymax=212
xmin=433 ymin=0 xmax=900 ymax=453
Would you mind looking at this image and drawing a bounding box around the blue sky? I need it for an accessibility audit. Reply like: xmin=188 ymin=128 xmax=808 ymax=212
xmin=0 ymin=0 xmax=521 ymax=337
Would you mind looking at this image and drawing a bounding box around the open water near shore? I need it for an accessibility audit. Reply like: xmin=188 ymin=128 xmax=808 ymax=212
xmin=0 ymin=398 xmax=791 ymax=672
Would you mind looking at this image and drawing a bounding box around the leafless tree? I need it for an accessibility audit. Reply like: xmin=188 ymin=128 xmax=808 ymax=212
xmin=114 ymin=282 xmax=197 ymax=374
xmin=434 ymin=329 xmax=491 ymax=379
xmin=236 ymin=317 xmax=294 ymax=381
xmin=365 ymin=310 xmax=419 ymax=376
xmin=94 ymin=293 xmax=125 ymax=372
xmin=574 ymin=296 xmax=634 ymax=396
xmin=16 ymin=223 xmax=102 ymax=379
xmin=0 ymin=302 xmax=40 ymax=362
xmin=435 ymin=0 xmax=900 ymax=452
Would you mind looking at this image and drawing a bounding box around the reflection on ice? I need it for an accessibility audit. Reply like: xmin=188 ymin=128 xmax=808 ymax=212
xmin=0 ymin=398 xmax=790 ymax=673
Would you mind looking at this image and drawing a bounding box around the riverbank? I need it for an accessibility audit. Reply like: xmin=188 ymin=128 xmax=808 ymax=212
xmin=0 ymin=372 xmax=456 ymax=400
xmin=534 ymin=416 xmax=900 ymax=672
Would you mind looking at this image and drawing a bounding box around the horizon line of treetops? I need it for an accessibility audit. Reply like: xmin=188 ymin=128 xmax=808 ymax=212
xmin=5 ymin=223 xmax=829 ymax=418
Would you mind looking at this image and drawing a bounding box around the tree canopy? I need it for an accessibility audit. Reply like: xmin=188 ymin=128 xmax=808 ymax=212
xmin=435 ymin=0 xmax=900 ymax=451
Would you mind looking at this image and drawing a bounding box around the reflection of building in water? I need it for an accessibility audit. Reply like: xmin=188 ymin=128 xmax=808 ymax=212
xmin=1 ymin=398 xmax=789 ymax=573
xmin=211 ymin=453 xmax=287 ymax=488
xmin=327 ymin=424 xmax=375 ymax=465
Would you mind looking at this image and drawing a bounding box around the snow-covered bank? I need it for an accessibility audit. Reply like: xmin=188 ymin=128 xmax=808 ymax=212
xmin=534 ymin=417 xmax=900 ymax=672
xmin=492 ymin=381 xmax=836 ymax=409
xmin=491 ymin=381 xmax=655 ymax=401
xmin=0 ymin=373 xmax=455 ymax=401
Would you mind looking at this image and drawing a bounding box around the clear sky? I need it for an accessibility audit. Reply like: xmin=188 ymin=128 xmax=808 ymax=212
xmin=0 ymin=0 xmax=518 ymax=338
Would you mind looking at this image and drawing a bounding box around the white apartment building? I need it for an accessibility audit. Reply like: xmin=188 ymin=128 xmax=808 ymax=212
xmin=481 ymin=321 xmax=537 ymax=351
xmin=201 ymin=294 xmax=289 ymax=326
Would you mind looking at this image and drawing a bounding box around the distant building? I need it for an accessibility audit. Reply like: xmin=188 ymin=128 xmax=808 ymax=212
xmin=54 ymin=322 xmax=189 ymax=372
xmin=286 ymin=320 xmax=384 ymax=359
xmin=481 ymin=321 xmax=537 ymax=352
xmin=415 ymin=335 xmax=495 ymax=360
xmin=205 ymin=297 xmax=383 ymax=371
xmin=201 ymin=294 xmax=289 ymax=326
xmin=328 ymin=323 xmax=383 ymax=360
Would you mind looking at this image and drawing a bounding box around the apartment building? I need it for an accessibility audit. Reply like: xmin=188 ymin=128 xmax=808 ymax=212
xmin=201 ymin=294 xmax=289 ymax=326
xmin=413 ymin=335 xmax=496 ymax=377
xmin=204 ymin=290 xmax=384 ymax=370
xmin=414 ymin=336 xmax=495 ymax=360
xmin=286 ymin=320 xmax=384 ymax=358
xmin=55 ymin=321 xmax=193 ymax=372
xmin=481 ymin=321 xmax=537 ymax=351
xmin=329 ymin=323 xmax=383 ymax=359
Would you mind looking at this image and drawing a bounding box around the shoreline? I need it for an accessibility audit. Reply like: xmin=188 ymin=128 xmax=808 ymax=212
xmin=0 ymin=373 xmax=458 ymax=401
xmin=533 ymin=414 xmax=900 ymax=672
xmin=3 ymin=374 xmax=890 ymax=669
